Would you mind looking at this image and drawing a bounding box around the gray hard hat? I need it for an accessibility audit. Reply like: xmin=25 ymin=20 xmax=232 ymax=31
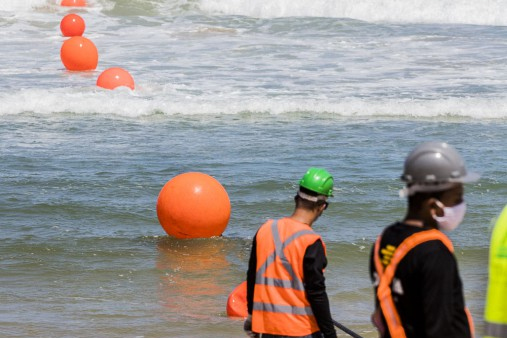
xmin=401 ymin=141 xmax=479 ymax=187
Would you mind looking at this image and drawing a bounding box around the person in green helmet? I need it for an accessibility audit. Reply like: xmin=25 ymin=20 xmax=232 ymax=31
xmin=244 ymin=168 xmax=337 ymax=338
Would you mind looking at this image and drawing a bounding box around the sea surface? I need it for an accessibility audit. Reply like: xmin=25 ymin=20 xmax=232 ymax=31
xmin=1 ymin=0 xmax=507 ymax=337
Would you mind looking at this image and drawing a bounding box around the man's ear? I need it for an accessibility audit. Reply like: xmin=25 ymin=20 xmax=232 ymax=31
xmin=317 ymin=202 xmax=327 ymax=213
xmin=426 ymin=198 xmax=444 ymax=218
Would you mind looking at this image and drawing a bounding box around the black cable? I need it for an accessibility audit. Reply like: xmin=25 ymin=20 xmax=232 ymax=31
xmin=332 ymin=319 xmax=365 ymax=338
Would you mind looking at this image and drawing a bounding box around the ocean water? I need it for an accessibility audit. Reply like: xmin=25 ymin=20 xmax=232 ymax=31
xmin=1 ymin=0 xmax=506 ymax=337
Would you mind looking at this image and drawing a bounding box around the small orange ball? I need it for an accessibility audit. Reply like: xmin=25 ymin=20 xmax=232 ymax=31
xmin=60 ymin=36 xmax=98 ymax=71
xmin=61 ymin=0 xmax=87 ymax=6
xmin=96 ymin=67 xmax=135 ymax=90
xmin=156 ymin=172 xmax=231 ymax=239
xmin=60 ymin=14 xmax=85 ymax=37
xmin=227 ymin=281 xmax=248 ymax=318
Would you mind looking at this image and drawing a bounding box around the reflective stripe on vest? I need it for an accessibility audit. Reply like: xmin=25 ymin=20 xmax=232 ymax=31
xmin=373 ymin=229 xmax=456 ymax=338
xmin=255 ymin=220 xmax=315 ymax=291
xmin=485 ymin=205 xmax=507 ymax=338
xmin=252 ymin=302 xmax=313 ymax=316
xmin=252 ymin=219 xmax=322 ymax=336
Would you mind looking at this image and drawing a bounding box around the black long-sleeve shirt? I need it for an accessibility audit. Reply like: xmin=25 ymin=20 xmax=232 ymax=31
xmin=369 ymin=222 xmax=472 ymax=338
xmin=246 ymin=233 xmax=337 ymax=338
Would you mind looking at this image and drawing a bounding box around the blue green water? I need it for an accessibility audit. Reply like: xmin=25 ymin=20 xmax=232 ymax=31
xmin=2 ymin=0 xmax=507 ymax=336
xmin=1 ymin=114 xmax=504 ymax=337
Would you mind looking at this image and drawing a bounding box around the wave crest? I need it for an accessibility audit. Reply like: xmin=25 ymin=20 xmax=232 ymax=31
xmin=200 ymin=0 xmax=507 ymax=26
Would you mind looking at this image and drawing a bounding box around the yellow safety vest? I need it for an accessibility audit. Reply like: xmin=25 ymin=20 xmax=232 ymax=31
xmin=485 ymin=205 xmax=507 ymax=338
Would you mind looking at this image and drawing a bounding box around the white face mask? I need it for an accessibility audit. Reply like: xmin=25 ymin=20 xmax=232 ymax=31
xmin=433 ymin=200 xmax=467 ymax=231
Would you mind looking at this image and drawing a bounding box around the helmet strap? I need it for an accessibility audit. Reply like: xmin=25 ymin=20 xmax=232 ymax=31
xmin=297 ymin=190 xmax=327 ymax=202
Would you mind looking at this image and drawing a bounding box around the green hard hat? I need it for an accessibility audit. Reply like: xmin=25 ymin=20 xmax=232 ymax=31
xmin=299 ymin=167 xmax=334 ymax=197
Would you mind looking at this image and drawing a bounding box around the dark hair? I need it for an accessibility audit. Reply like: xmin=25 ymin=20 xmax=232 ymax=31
xmin=408 ymin=189 xmax=446 ymax=208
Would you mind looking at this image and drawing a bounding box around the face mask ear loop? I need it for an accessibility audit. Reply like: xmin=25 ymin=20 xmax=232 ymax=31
xmin=431 ymin=199 xmax=445 ymax=219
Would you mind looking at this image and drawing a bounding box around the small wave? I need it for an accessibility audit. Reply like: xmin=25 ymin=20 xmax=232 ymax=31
xmin=2 ymin=88 xmax=507 ymax=119
xmin=0 ymin=0 xmax=49 ymax=12
xmin=199 ymin=0 xmax=507 ymax=26
xmin=4 ymin=0 xmax=507 ymax=26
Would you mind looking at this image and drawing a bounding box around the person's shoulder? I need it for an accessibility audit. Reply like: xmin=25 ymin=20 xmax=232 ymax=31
xmin=256 ymin=218 xmax=276 ymax=234
xmin=405 ymin=231 xmax=455 ymax=267
xmin=413 ymin=235 xmax=453 ymax=255
xmin=382 ymin=224 xmax=453 ymax=251
xmin=413 ymin=238 xmax=457 ymax=276
xmin=385 ymin=222 xmax=449 ymax=237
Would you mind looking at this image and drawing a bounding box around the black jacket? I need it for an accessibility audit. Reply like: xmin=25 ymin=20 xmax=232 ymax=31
xmin=369 ymin=222 xmax=473 ymax=338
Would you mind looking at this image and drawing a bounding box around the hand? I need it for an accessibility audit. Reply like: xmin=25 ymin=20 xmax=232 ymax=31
xmin=243 ymin=314 xmax=259 ymax=338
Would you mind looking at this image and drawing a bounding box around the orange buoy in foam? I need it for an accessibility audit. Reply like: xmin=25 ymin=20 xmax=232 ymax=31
xmin=60 ymin=36 xmax=98 ymax=71
xmin=97 ymin=67 xmax=135 ymax=90
xmin=60 ymin=14 xmax=85 ymax=37
xmin=61 ymin=0 xmax=87 ymax=6
xmin=227 ymin=281 xmax=248 ymax=318
xmin=156 ymin=172 xmax=231 ymax=239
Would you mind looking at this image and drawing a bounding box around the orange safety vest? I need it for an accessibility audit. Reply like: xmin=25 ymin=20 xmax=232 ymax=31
xmin=373 ymin=229 xmax=475 ymax=338
xmin=252 ymin=218 xmax=324 ymax=336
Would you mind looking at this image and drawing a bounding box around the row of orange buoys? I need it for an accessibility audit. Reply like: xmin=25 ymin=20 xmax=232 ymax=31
xmin=58 ymin=0 xmax=135 ymax=90
xmin=59 ymin=3 xmax=236 ymax=319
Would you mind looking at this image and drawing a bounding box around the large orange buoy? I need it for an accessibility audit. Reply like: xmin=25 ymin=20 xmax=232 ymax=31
xmin=60 ymin=36 xmax=98 ymax=71
xmin=60 ymin=14 xmax=85 ymax=37
xmin=96 ymin=67 xmax=135 ymax=90
xmin=61 ymin=0 xmax=87 ymax=6
xmin=226 ymin=281 xmax=248 ymax=318
xmin=156 ymin=172 xmax=231 ymax=239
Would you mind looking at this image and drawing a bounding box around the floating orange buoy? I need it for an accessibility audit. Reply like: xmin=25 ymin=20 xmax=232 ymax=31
xmin=60 ymin=14 xmax=85 ymax=37
xmin=96 ymin=67 xmax=135 ymax=90
xmin=60 ymin=36 xmax=98 ymax=71
xmin=156 ymin=172 xmax=231 ymax=239
xmin=226 ymin=281 xmax=248 ymax=318
xmin=61 ymin=0 xmax=87 ymax=6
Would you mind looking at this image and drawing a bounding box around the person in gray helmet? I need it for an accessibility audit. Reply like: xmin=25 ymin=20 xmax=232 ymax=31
xmin=369 ymin=141 xmax=478 ymax=338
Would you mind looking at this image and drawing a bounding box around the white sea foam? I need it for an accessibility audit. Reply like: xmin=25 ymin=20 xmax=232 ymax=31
xmin=3 ymin=0 xmax=507 ymax=26
xmin=0 ymin=0 xmax=49 ymax=12
xmin=1 ymin=0 xmax=507 ymax=120
xmin=199 ymin=0 xmax=507 ymax=26
xmin=2 ymin=87 xmax=507 ymax=119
